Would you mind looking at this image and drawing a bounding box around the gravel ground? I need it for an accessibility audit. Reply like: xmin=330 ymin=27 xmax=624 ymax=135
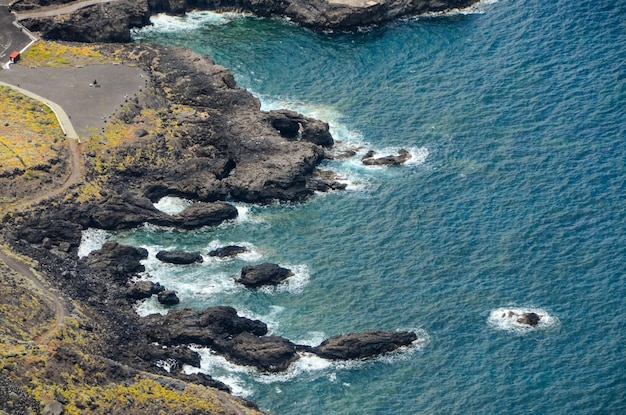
xmin=0 ymin=373 xmax=40 ymax=415
xmin=0 ymin=64 xmax=146 ymax=137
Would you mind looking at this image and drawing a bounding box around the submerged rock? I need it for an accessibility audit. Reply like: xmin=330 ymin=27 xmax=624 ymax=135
xmin=156 ymin=250 xmax=203 ymax=265
xmin=208 ymin=245 xmax=249 ymax=258
xmin=361 ymin=149 xmax=412 ymax=166
xmin=236 ymin=263 xmax=294 ymax=288
xmin=312 ymin=330 xmax=417 ymax=360
xmin=513 ymin=311 xmax=541 ymax=326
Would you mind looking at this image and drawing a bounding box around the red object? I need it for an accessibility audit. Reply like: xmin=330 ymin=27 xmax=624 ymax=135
xmin=9 ymin=51 xmax=20 ymax=63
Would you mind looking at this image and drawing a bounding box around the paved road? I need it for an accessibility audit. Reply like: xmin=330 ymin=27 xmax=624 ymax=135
xmin=15 ymin=0 xmax=121 ymax=20
xmin=0 ymin=5 xmax=34 ymax=66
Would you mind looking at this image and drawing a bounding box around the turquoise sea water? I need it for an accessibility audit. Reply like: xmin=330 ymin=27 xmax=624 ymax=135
xmin=91 ymin=0 xmax=626 ymax=413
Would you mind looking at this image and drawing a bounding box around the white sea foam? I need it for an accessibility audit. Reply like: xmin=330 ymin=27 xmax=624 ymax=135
xmin=488 ymin=307 xmax=560 ymax=334
xmin=292 ymin=331 xmax=327 ymax=347
xmin=153 ymin=196 xmax=194 ymax=215
xmin=135 ymin=11 xmax=245 ymax=35
xmin=135 ymin=296 xmax=168 ymax=316
xmin=204 ymin=239 xmax=263 ymax=262
xmin=418 ymin=0 xmax=499 ymax=18
xmin=182 ymin=329 xmax=429 ymax=396
xmin=258 ymin=264 xmax=311 ymax=295
xmin=236 ymin=305 xmax=284 ymax=334
xmin=77 ymin=228 xmax=111 ymax=258
xmin=194 ymin=272 xmax=240 ymax=296
xmin=233 ymin=203 xmax=267 ymax=224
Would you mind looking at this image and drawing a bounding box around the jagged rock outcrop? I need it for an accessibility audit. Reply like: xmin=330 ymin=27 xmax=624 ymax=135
xmin=15 ymin=219 xmax=82 ymax=253
xmin=83 ymin=193 xmax=238 ymax=231
xmin=312 ymin=330 xmax=417 ymax=360
xmin=237 ymin=263 xmax=294 ymax=288
xmin=83 ymin=242 xmax=148 ymax=282
xmin=20 ymin=1 xmax=150 ymax=43
xmin=145 ymin=306 xmax=300 ymax=372
xmin=127 ymin=280 xmax=165 ymax=300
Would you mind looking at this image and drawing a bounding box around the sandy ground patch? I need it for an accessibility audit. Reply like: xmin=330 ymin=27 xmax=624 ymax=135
xmin=0 ymin=64 xmax=147 ymax=137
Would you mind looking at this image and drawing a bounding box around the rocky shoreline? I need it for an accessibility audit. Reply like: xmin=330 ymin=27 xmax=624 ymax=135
xmin=2 ymin=40 xmax=422 ymax=411
xmin=15 ymin=0 xmax=480 ymax=43
xmin=1 ymin=0 xmax=478 ymax=410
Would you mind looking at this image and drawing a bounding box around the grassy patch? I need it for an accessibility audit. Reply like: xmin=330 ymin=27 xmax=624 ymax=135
xmin=20 ymin=41 xmax=117 ymax=68
xmin=0 ymin=86 xmax=65 ymax=171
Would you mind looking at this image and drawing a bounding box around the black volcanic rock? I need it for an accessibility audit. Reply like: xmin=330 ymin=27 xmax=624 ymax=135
xmin=20 ymin=0 xmax=149 ymax=43
xmin=361 ymin=149 xmax=412 ymax=166
xmin=313 ymin=330 xmax=417 ymax=360
xmin=127 ymin=280 xmax=165 ymax=300
xmin=216 ymin=332 xmax=299 ymax=372
xmin=170 ymin=202 xmax=238 ymax=229
xmin=208 ymin=245 xmax=248 ymax=258
xmin=266 ymin=110 xmax=334 ymax=147
xmin=516 ymin=312 xmax=541 ymax=326
xmin=157 ymin=290 xmax=180 ymax=305
xmin=18 ymin=0 xmax=479 ymax=38
xmin=156 ymin=250 xmax=204 ymax=265
xmin=15 ymin=219 xmax=82 ymax=251
xmin=84 ymin=242 xmax=148 ymax=281
xmin=146 ymin=306 xmax=268 ymax=347
xmin=237 ymin=263 xmax=294 ymax=288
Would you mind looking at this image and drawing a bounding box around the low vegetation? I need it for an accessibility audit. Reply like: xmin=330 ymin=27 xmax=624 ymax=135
xmin=20 ymin=41 xmax=116 ymax=68
xmin=0 ymin=86 xmax=69 ymax=211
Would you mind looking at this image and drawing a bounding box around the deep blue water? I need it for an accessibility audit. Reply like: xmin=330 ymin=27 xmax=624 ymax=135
xmin=111 ymin=0 xmax=626 ymax=413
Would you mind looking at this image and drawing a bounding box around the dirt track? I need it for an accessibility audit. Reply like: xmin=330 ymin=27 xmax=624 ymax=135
xmin=0 ymin=249 xmax=70 ymax=345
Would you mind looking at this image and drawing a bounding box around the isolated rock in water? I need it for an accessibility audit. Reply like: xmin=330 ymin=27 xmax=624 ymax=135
xmin=515 ymin=312 xmax=541 ymax=326
xmin=208 ymin=245 xmax=248 ymax=258
xmin=157 ymin=290 xmax=180 ymax=305
xmin=127 ymin=280 xmax=165 ymax=300
xmin=313 ymin=330 xmax=417 ymax=360
xmin=171 ymin=202 xmax=238 ymax=229
xmin=361 ymin=149 xmax=412 ymax=166
xmin=237 ymin=263 xmax=294 ymax=288
xmin=156 ymin=250 xmax=203 ymax=265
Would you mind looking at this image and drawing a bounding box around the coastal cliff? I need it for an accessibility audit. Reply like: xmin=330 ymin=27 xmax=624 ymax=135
xmin=16 ymin=0 xmax=479 ymax=42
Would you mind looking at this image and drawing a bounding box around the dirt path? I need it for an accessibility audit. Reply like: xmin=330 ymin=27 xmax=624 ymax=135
xmin=15 ymin=0 xmax=122 ymax=20
xmin=0 ymin=84 xmax=81 ymax=344
xmin=0 ymin=249 xmax=71 ymax=345
xmin=12 ymin=136 xmax=83 ymax=212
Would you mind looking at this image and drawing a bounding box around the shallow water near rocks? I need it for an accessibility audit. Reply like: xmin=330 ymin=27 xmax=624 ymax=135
xmin=104 ymin=0 xmax=626 ymax=412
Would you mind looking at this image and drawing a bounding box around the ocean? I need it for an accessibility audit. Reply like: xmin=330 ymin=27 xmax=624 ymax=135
xmin=82 ymin=0 xmax=626 ymax=413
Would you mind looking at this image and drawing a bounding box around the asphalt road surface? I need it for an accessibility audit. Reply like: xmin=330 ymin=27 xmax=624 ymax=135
xmin=0 ymin=4 xmax=33 ymax=67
